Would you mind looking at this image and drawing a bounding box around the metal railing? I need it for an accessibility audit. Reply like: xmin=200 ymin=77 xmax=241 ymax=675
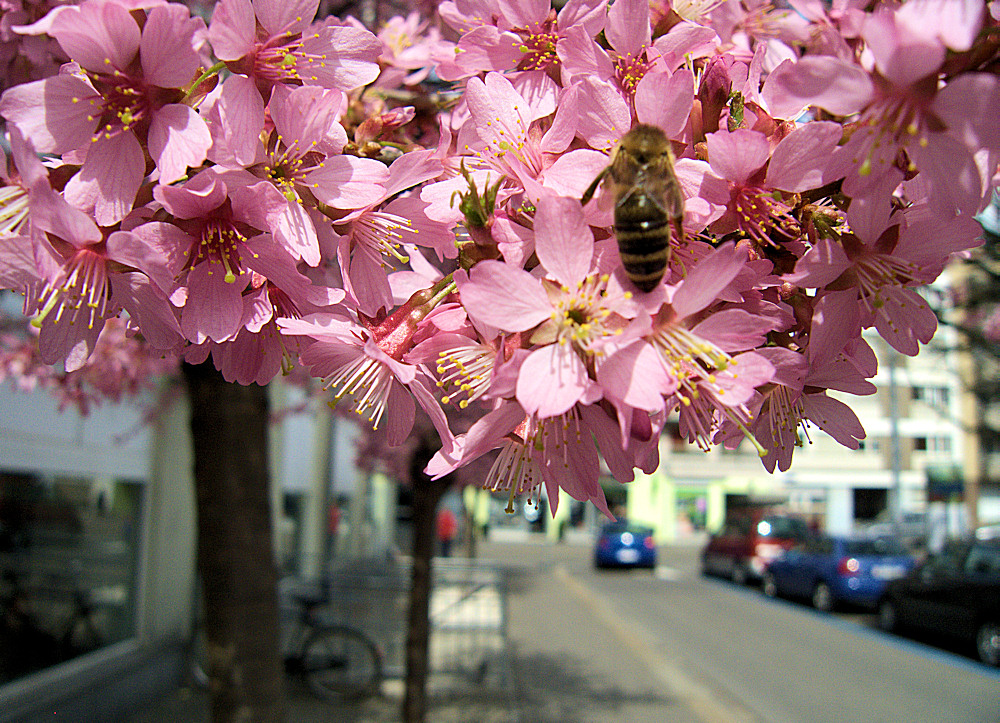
xmin=280 ymin=555 xmax=511 ymax=682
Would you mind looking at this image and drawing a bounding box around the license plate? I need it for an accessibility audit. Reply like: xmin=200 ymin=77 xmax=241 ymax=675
xmin=872 ymin=565 xmax=905 ymax=580
xmin=617 ymin=549 xmax=640 ymax=563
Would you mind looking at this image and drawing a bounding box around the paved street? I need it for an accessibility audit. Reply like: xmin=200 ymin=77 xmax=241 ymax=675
xmin=479 ymin=535 xmax=1000 ymax=723
xmin=137 ymin=533 xmax=1000 ymax=722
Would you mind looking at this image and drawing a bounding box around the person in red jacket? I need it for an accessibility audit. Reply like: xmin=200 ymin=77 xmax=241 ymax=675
xmin=436 ymin=506 xmax=457 ymax=557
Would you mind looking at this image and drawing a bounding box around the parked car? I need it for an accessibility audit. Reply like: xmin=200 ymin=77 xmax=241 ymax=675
xmin=860 ymin=512 xmax=928 ymax=552
xmin=877 ymin=530 xmax=1000 ymax=666
xmin=762 ymin=535 xmax=915 ymax=611
xmin=594 ymin=521 xmax=656 ymax=569
xmin=701 ymin=512 xmax=811 ymax=584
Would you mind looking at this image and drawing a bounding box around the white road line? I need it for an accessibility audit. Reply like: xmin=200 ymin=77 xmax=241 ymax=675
xmin=553 ymin=564 xmax=766 ymax=723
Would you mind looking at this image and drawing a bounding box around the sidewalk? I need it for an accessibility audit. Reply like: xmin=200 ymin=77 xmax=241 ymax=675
xmin=133 ymin=541 xmax=721 ymax=723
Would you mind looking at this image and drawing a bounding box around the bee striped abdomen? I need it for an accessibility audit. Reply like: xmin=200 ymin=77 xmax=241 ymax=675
xmin=615 ymin=193 xmax=671 ymax=292
xmin=581 ymin=124 xmax=684 ymax=293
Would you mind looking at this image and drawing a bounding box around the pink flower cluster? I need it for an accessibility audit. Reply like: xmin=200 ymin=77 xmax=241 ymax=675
xmin=1 ymin=0 xmax=997 ymax=516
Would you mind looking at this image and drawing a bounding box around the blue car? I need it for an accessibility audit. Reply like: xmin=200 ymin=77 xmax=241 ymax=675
xmin=594 ymin=521 xmax=657 ymax=569
xmin=762 ymin=535 xmax=915 ymax=611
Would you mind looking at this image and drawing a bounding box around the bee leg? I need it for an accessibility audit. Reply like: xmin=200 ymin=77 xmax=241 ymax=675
xmin=670 ymin=216 xmax=685 ymax=245
xmin=580 ymin=169 xmax=609 ymax=206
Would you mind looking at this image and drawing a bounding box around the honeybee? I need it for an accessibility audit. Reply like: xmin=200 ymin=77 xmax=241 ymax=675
xmin=581 ymin=124 xmax=685 ymax=292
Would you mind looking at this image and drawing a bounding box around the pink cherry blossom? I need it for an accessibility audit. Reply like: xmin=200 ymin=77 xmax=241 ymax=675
xmin=426 ymin=399 xmax=618 ymax=518
xmin=730 ymin=293 xmax=875 ymax=472
xmin=457 ymin=194 xmax=637 ymax=417
xmin=0 ymin=1 xmax=211 ymax=225
xmin=704 ymin=123 xmax=842 ymax=248
xmin=22 ymin=180 xmax=180 ymax=370
xmin=789 ymin=199 xmax=982 ymax=355
xmin=206 ymin=0 xmax=381 ymax=164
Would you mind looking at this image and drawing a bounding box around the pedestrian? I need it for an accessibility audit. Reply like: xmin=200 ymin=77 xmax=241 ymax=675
xmin=436 ymin=506 xmax=457 ymax=557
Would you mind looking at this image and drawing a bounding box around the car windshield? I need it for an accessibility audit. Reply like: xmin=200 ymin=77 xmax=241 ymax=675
xmin=602 ymin=522 xmax=651 ymax=535
xmin=844 ymin=538 xmax=907 ymax=556
xmin=964 ymin=543 xmax=1000 ymax=576
xmin=758 ymin=516 xmax=808 ymax=539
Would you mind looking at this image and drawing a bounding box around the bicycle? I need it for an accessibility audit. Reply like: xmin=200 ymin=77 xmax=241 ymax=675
xmin=283 ymin=589 xmax=383 ymax=700
xmin=188 ymin=585 xmax=384 ymax=701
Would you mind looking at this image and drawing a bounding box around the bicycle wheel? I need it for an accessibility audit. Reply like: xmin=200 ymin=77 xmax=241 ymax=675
xmin=301 ymin=625 xmax=382 ymax=700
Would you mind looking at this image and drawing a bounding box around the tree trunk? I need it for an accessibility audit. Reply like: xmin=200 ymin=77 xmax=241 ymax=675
xmin=401 ymin=438 xmax=450 ymax=723
xmin=183 ymin=362 xmax=285 ymax=723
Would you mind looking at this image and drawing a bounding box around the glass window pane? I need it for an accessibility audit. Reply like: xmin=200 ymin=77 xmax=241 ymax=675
xmin=0 ymin=473 xmax=144 ymax=684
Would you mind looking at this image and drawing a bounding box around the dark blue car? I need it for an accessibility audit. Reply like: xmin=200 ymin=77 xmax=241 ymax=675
xmin=762 ymin=535 xmax=915 ymax=611
xmin=594 ymin=521 xmax=657 ymax=569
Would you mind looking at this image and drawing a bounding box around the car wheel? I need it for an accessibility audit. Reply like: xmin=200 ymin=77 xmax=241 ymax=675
xmin=731 ymin=563 xmax=748 ymax=586
xmin=976 ymin=622 xmax=1000 ymax=667
xmin=877 ymin=600 xmax=898 ymax=632
xmin=762 ymin=572 xmax=778 ymax=598
xmin=811 ymin=581 xmax=834 ymax=612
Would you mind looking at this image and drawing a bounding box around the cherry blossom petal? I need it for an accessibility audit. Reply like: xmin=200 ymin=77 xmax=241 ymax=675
xmin=66 ymin=131 xmax=145 ymax=227
xmin=765 ymin=122 xmax=844 ymax=192
xmin=786 ymin=238 xmax=851 ymax=288
xmin=305 ymin=155 xmax=390 ymax=209
xmin=801 ymin=393 xmax=865 ymax=450
xmin=148 ymin=104 xmax=212 ymax=185
xmin=207 ymin=0 xmax=256 ymax=61
xmin=571 ymin=77 xmax=630 ymax=151
xmin=706 ymin=130 xmax=770 ymax=186
xmin=762 ymin=56 xmax=873 ymax=120
xmin=49 ymin=1 xmax=139 ymax=73
xmin=534 ymin=194 xmax=592 ymax=288
xmin=873 ymin=287 xmax=937 ymax=356
xmin=605 ymin=0 xmax=649 ymax=55
xmin=213 ymin=75 xmax=265 ymax=167
xmin=269 ymin=84 xmax=347 ymax=154
xmin=140 ymin=4 xmax=201 ymax=88
xmin=933 ymin=73 xmax=1000 ymax=151
xmin=0 ymin=76 xmax=99 ymax=154
xmin=271 ymin=200 xmax=320 ymax=267
xmin=113 ymin=273 xmax=184 ymax=351
xmin=306 ymin=26 xmax=382 ymax=90
xmin=182 ymin=263 xmax=249 ymax=343
xmin=457 ymin=261 xmax=552 ymax=332
xmin=634 ymin=70 xmax=694 ymax=139
xmin=596 ymin=341 xmax=672 ymax=411
xmin=862 ymin=10 xmax=945 ymax=88
xmin=671 ymin=243 xmax=745 ymax=319
xmin=540 ymin=149 xmax=610 ymax=200
xmin=383 ymin=380 xmax=416 ymax=447
xmin=253 ymin=0 xmax=318 ymax=36
xmin=516 ymin=344 xmax=589 ymax=417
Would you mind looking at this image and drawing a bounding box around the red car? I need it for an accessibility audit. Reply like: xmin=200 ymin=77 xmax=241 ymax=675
xmin=701 ymin=511 xmax=811 ymax=585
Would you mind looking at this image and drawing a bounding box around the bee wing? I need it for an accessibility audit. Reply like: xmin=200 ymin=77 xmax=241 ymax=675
xmin=615 ymin=179 xmax=665 ymax=212
xmin=660 ymin=168 xmax=685 ymax=222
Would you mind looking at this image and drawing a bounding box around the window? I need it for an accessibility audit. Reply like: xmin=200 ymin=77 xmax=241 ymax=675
xmin=858 ymin=438 xmax=882 ymax=453
xmin=914 ymin=436 xmax=952 ymax=454
xmin=0 ymin=473 xmax=144 ymax=684
xmin=964 ymin=544 xmax=1000 ymax=578
xmin=912 ymin=386 xmax=950 ymax=410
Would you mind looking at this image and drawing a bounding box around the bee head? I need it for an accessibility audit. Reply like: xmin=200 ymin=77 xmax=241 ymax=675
xmin=620 ymin=124 xmax=671 ymax=165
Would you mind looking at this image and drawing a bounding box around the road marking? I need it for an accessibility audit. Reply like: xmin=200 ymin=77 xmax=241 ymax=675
xmin=553 ymin=564 xmax=766 ymax=723
xmin=654 ymin=565 xmax=681 ymax=581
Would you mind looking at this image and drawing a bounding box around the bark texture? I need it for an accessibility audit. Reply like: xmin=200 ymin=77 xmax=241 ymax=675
xmin=183 ymin=362 xmax=285 ymax=723
xmin=401 ymin=435 xmax=450 ymax=723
